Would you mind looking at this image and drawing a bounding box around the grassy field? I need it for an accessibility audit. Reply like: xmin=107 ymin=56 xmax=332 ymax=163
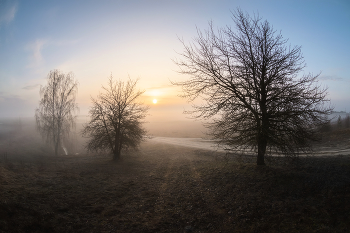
xmin=1 ymin=139 xmax=350 ymax=233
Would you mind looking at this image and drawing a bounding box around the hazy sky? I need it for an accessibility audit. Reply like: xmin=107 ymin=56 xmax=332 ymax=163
xmin=1 ymin=0 xmax=349 ymax=121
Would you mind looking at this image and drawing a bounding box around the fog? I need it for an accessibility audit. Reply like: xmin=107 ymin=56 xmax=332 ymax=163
xmin=145 ymin=120 xmax=206 ymax=138
xmin=0 ymin=117 xmax=83 ymax=159
xmin=1 ymin=114 xmax=350 ymax=232
xmin=1 ymin=1 xmax=349 ymax=231
xmin=0 ymin=116 xmax=209 ymax=159
xmin=2 ymin=114 xmax=349 ymax=160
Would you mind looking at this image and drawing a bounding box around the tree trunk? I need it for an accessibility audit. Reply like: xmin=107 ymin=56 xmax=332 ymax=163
xmin=113 ymin=133 xmax=121 ymax=161
xmin=257 ymin=136 xmax=267 ymax=165
xmin=113 ymin=124 xmax=122 ymax=161
xmin=54 ymin=140 xmax=59 ymax=156
xmin=113 ymin=149 xmax=120 ymax=160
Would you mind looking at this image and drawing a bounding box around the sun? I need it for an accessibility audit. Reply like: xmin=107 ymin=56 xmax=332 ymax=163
xmin=152 ymin=99 xmax=157 ymax=104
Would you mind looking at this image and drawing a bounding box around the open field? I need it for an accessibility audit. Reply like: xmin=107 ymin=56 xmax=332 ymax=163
xmin=1 ymin=139 xmax=350 ymax=233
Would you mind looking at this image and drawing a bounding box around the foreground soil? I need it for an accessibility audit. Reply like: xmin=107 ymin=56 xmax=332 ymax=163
xmin=1 ymin=140 xmax=350 ymax=233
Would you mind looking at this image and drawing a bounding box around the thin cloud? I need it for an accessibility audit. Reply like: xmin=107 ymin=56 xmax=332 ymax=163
xmin=23 ymin=84 xmax=40 ymax=90
xmin=0 ymin=93 xmax=21 ymax=102
xmin=26 ymin=38 xmax=79 ymax=69
xmin=0 ymin=1 xmax=18 ymax=27
xmin=144 ymin=85 xmax=177 ymax=97
xmin=26 ymin=39 xmax=47 ymax=68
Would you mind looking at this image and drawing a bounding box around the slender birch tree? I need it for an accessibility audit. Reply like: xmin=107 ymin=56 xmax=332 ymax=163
xmin=35 ymin=70 xmax=78 ymax=156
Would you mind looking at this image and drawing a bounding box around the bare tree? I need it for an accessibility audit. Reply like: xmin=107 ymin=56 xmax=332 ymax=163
xmin=35 ymin=70 xmax=78 ymax=156
xmin=82 ymin=76 xmax=148 ymax=160
xmin=337 ymin=116 xmax=342 ymax=129
xmin=173 ymin=9 xmax=332 ymax=165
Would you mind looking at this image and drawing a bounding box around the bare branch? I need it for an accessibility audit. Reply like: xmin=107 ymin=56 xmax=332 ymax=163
xmin=173 ymin=9 xmax=333 ymax=165
xmin=82 ymin=75 xmax=149 ymax=160
xmin=35 ymin=70 xmax=79 ymax=156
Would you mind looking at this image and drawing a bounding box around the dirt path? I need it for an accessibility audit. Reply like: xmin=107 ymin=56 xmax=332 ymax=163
xmin=1 ymin=140 xmax=349 ymax=232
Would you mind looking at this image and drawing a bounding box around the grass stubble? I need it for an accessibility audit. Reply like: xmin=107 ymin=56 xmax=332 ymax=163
xmin=0 ymin=139 xmax=350 ymax=233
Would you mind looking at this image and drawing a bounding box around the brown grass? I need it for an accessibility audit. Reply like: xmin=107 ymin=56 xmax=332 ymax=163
xmin=318 ymin=128 xmax=350 ymax=147
xmin=0 ymin=140 xmax=350 ymax=233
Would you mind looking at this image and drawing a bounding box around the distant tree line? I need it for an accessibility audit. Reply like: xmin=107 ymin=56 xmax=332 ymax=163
xmin=319 ymin=114 xmax=350 ymax=132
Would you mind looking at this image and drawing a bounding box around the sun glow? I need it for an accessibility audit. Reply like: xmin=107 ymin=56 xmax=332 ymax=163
xmin=153 ymin=99 xmax=157 ymax=104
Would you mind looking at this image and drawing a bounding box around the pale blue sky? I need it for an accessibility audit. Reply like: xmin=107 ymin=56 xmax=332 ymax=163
xmin=0 ymin=0 xmax=349 ymax=119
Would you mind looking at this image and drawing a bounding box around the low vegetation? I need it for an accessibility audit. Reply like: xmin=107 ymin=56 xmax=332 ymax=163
xmin=1 ymin=137 xmax=350 ymax=232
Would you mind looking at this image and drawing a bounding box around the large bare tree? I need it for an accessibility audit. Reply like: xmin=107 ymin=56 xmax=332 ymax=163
xmin=35 ymin=70 xmax=78 ymax=156
xmin=174 ymin=10 xmax=332 ymax=165
xmin=82 ymin=76 xmax=148 ymax=160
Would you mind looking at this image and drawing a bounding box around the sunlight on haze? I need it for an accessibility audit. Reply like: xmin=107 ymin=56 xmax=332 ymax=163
xmin=0 ymin=0 xmax=349 ymax=120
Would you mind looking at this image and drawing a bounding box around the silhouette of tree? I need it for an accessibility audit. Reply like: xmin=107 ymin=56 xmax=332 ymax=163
xmin=337 ymin=116 xmax=342 ymax=129
xmin=82 ymin=76 xmax=148 ymax=160
xmin=345 ymin=115 xmax=350 ymax=128
xmin=173 ymin=9 xmax=332 ymax=165
xmin=35 ymin=70 xmax=78 ymax=156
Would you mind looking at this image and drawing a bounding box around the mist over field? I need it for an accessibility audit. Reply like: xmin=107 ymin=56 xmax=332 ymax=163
xmin=1 ymin=112 xmax=349 ymax=159
xmin=1 ymin=114 xmax=350 ymax=232
xmin=0 ymin=116 xmax=208 ymax=158
xmin=1 ymin=0 xmax=350 ymax=232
